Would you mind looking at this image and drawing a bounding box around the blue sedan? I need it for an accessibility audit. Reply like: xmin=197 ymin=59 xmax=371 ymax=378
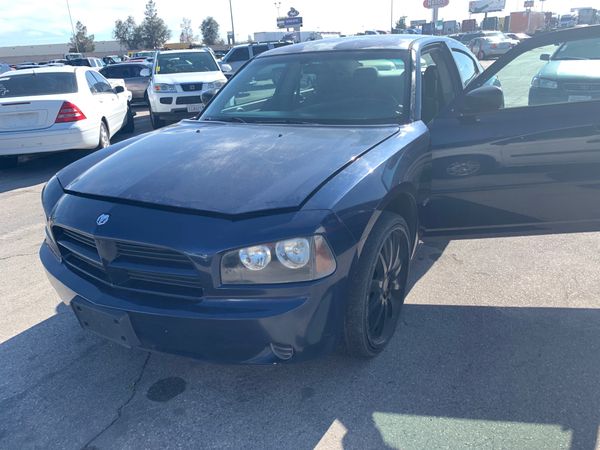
xmin=40 ymin=26 xmax=600 ymax=363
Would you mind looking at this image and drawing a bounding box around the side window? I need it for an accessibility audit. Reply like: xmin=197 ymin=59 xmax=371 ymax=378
xmin=421 ymin=46 xmax=461 ymax=123
xmin=91 ymin=71 xmax=114 ymax=94
xmin=85 ymin=71 xmax=98 ymax=94
xmin=252 ymin=45 xmax=270 ymax=57
xmin=227 ymin=47 xmax=250 ymax=62
xmin=452 ymin=50 xmax=479 ymax=88
xmin=491 ymin=37 xmax=600 ymax=109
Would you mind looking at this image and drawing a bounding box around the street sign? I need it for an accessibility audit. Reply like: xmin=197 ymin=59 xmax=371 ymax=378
xmin=277 ymin=17 xmax=303 ymax=28
xmin=423 ymin=0 xmax=449 ymax=8
xmin=524 ymin=0 xmax=534 ymax=7
xmin=469 ymin=0 xmax=506 ymax=13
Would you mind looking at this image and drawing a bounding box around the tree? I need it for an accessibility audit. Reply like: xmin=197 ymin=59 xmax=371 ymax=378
xmin=200 ymin=17 xmax=219 ymax=45
xmin=141 ymin=0 xmax=171 ymax=49
xmin=393 ymin=16 xmax=407 ymax=34
xmin=69 ymin=21 xmax=95 ymax=53
xmin=114 ymin=16 xmax=144 ymax=50
xmin=180 ymin=18 xmax=196 ymax=44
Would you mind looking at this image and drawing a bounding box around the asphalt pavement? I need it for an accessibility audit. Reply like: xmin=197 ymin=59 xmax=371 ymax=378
xmin=0 ymin=107 xmax=599 ymax=450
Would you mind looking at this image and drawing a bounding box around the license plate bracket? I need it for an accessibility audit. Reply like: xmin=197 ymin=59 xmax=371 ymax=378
xmin=72 ymin=298 xmax=140 ymax=348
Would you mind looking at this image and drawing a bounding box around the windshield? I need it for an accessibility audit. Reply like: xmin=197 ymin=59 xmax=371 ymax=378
xmin=201 ymin=50 xmax=410 ymax=126
xmin=551 ymin=38 xmax=600 ymax=60
xmin=0 ymin=72 xmax=78 ymax=98
xmin=156 ymin=52 xmax=219 ymax=74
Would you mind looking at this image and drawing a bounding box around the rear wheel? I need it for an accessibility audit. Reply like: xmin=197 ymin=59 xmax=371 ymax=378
xmin=0 ymin=155 xmax=18 ymax=169
xmin=343 ymin=213 xmax=411 ymax=358
xmin=478 ymin=50 xmax=486 ymax=60
xmin=122 ymin=105 xmax=135 ymax=133
xmin=95 ymin=121 xmax=110 ymax=150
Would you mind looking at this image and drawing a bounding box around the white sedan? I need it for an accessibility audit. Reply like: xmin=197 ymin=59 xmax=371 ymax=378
xmin=0 ymin=66 xmax=133 ymax=168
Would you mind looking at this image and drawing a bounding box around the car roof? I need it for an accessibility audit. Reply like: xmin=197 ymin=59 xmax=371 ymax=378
xmin=7 ymin=65 xmax=84 ymax=75
xmin=156 ymin=48 xmax=210 ymax=54
xmin=260 ymin=34 xmax=460 ymax=57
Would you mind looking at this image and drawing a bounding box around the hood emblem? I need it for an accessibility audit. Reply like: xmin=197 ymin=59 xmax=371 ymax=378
xmin=96 ymin=214 xmax=110 ymax=226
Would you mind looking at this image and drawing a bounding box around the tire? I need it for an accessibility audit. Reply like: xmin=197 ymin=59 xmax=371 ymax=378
xmin=122 ymin=106 xmax=135 ymax=133
xmin=150 ymin=111 xmax=165 ymax=129
xmin=95 ymin=121 xmax=110 ymax=150
xmin=343 ymin=212 xmax=411 ymax=358
xmin=0 ymin=155 xmax=18 ymax=169
xmin=478 ymin=50 xmax=486 ymax=60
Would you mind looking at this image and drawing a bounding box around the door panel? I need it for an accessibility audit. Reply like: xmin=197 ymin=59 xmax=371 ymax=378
xmin=425 ymin=26 xmax=600 ymax=237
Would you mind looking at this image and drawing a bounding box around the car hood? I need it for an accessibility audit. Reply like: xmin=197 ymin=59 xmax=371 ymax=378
xmin=538 ymin=60 xmax=600 ymax=80
xmin=152 ymin=71 xmax=225 ymax=84
xmin=62 ymin=121 xmax=399 ymax=215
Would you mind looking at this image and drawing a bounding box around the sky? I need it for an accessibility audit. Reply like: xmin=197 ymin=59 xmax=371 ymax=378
xmin=0 ymin=0 xmax=596 ymax=47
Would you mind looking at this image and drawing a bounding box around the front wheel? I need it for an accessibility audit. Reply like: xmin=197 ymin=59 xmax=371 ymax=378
xmin=478 ymin=50 xmax=486 ymax=60
xmin=343 ymin=213 xmax=411 ymax=358
xmin=149 ymin=106 xmax=165 ymax=129
xmin=122 ymin=106 xmax=135 ymax=133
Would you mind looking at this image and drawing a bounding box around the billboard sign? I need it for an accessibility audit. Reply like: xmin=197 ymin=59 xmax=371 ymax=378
xmin=469 ymin=0 xmax=506 ymax=13
xmin=277 ymin=17 xmax=303 ymax=28
xmin=524 ymin=0 xmax=534 ymax=7
xmin=423 ymin=0 xmax=449 ymax=8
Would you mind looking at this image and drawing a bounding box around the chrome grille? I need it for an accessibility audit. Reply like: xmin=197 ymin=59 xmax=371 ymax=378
xmin=180 ymin=83 xmax=203 ymax=92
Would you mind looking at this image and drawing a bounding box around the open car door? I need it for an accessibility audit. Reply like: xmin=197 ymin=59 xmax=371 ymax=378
xmin=424 ymin=26 xmax=600 ymax=238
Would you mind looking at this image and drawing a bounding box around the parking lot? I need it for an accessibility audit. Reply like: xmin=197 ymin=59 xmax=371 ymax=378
xmin=1 ymin=104 xmax=599 ymax=449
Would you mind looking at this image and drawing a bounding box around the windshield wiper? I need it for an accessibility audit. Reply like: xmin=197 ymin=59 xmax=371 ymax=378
xmin=202 ymin=116 xmax=247 ymax=124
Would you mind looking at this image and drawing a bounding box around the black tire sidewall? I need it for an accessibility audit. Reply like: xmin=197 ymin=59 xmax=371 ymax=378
xmin=343 ymin=212 xmax=411 ymax=358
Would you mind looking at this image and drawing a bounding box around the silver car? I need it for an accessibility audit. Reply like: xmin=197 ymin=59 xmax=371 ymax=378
xmin=100 ymin=63 xmax=152 ymax=102
xmin=469 ymin=36 xmax=516 ymax=60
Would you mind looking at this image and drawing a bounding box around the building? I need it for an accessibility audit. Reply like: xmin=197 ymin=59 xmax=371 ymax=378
xmin=0 ymin=40 xmax=126 ymax=64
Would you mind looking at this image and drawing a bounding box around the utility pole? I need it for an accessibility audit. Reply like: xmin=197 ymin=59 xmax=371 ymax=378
xmin=390 ymin=0 xmax=394 ymax=33
xmin=229 ymin=0 xmax=236 ymax=45
xmin=65 ymin=0 xmax=79 ymax=53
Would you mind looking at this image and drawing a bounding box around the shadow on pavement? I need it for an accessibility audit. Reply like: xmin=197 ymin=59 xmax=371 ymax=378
xmin=0 ymin=244 xmax=597 ymax=450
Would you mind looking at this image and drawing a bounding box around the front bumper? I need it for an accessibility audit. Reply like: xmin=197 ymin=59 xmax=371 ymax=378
xmin=42 ymin=243 xmax=341 ymax=363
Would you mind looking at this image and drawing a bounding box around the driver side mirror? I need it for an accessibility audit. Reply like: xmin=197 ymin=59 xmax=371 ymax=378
xmin=462 ymin=85 xmax=504 ymax=114
xmin=220 ymin=63 xmax=232 ymax=73
xmin=139 ymin=68 xmax=151 ymax=77
xmin=113 ymin=85 xmax=125 ymax=94
xmin=201 ymin=88 xmax=219 ymax=105
xmin=540 ymin=54 xmax=550 ymax=61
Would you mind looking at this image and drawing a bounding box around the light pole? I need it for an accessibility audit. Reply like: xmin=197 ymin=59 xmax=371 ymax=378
xmin=229 ymin=0 xmax=236 ymax=45
xmin=65 ymin=0 xmax=79 ymax=52
xmin=274 ymin=1 xmax=282 ymax=18
xmin=390 ymin=0 xmax=394 ymax=33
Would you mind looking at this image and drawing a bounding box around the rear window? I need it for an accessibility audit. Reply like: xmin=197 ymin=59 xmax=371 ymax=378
xmin=0 ymin=73 xmax=77 ymax=99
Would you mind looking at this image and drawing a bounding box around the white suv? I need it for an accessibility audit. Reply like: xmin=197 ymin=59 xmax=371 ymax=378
xmin=147 ymin=49 xmax=227 ymax=129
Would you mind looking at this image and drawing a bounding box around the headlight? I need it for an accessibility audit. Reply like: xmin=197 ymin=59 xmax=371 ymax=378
xmin=531 ymin=77 xmax=558 ymax=89
xmin=204 ymin=80 xmax=225 ymax=90
xmin=153 ymin=83 xmax=177 ymax=93
xmin=41 ymin=175 xmax=64 ymax=219
xmin=221 ymin=236 xmax=336 ymax=285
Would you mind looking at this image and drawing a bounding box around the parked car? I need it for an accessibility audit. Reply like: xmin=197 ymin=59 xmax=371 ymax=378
xmin=505 ymin=32 xmax=531 ymax=42
xmin=0 ymin=62 xmax=11 ymax=74
xmin=40 ymin=26 xmax=600 ymax=364
xmin=146 ymin=49 xmax=228 ymax=129
xmin=67 ymin=58 xmax=105 ymax=70
xmin=469 ymin=36 xmax=516 ymax=59
xmin=100 ymin=62 xmax=152 ymax=102
xmin=102 ymin=55 xmax=123 ymax=65
xmin=220 ymin=41 xmax=293 ymax=76
xmin=529 ymin=37 xmax=600 ymax=105
xmin=453 ymin=31 xmax=506 ymax=45
xmin=14 ymin=62 xmax=38 ymax=70
xmin=0 ymin=66 xmax=133 ymax=168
